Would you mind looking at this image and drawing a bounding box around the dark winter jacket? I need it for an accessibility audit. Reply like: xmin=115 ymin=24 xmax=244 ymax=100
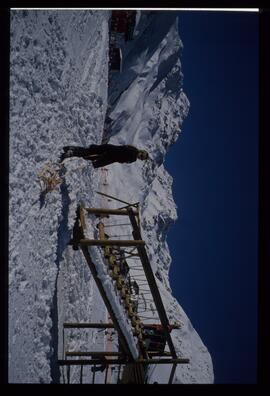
xmin=90 ymin=144 xmax=139 ymax=168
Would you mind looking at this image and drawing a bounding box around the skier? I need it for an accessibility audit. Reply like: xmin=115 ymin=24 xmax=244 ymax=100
xmin=60 ymin=144 xmax=149 ymax=168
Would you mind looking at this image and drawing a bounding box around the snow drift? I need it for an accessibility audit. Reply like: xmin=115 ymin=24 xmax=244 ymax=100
xmin=9 ymin=10 xmax=214 ymax=383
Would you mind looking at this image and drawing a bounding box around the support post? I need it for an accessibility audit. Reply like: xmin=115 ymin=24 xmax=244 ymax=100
xmin=105 ymin=365 xmax=109 ymax=384
xmin=65 ymin=351 xmax=124 ymax=357
xmin=58 ymin=358 xmax=189 ymax=366
xmin=58 ymin=358 xmax=128 ymax=366
xmin=85 ymin=207 xmax=139 ymax=216
xmin=168 ymin=363 xmax=177 ymax=384
xmin=67 ymin=365 xmax=70 ymax=384
xmin=136 ymin=358 xmax=190 ymax=365
xmin=63 ymin=322 xmax=180 ymax=330
xmin=80 ymin=364 xmax=83 ymax=384
xmin=79 ymin=239 xmax=145 ymax=247
xmin=92 ymin=366 xmax=96 ymax=384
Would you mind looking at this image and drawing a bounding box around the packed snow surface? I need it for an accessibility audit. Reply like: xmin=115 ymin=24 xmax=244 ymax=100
xmin=9 ymin=10 xmax=214 ymax=383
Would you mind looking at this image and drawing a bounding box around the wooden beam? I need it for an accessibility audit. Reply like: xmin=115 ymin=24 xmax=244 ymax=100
xmin=65 ymin=351 xmax=173 ymax=358
xmin=85 ymin=207 xmax=138 ymax=216
xmin=137 ymin=358 xmax=190 ymax=365
xmin=65 ymin=351 xmax=123 ymax=357
xmin=58 ymin=359 xmax=127 ymax=366
xmin=58 ymin=358 xmax=189 ymax=366
xmin=79 ymin=239 xmax=145 ymax=247
xmin=127 ymin=208 xmax=178 ymax=360
xmin=63 ymin=322 xmax=115 ymax=329
xmin=63 ymin=322 xmax=180 ymax=329
xmin=147 ymin=351 xmax=172 ymax=357
xmin=168 ymin=362 xmax=177 ymax=384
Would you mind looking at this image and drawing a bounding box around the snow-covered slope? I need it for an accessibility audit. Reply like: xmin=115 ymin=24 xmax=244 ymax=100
xmin=9 ymin=10 xmax=214 ymax=383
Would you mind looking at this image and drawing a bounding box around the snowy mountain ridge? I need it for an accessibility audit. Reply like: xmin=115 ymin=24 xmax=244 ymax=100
xmin=9 ymin=10 xmax=214 ymax=383
xmin=106 ymin=11 xmax=190 ymax=292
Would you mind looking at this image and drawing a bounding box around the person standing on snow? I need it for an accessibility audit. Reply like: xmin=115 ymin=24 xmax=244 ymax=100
xmin=60 ymin=143 xmax=149 ymax=168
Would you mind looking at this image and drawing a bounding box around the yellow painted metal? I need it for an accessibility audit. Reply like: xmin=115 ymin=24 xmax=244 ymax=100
xmin=116 ymin=276 xmax=125 ymax=289
xmin=113 ymin=264 xmax=120 ymax=277
xmin=131 ymin=315 xmax=140 ymax=327
xmin=124 ymin=296 xmax=131 ymax=308
xmin=109 ymin=255 xmax=117 ymax=265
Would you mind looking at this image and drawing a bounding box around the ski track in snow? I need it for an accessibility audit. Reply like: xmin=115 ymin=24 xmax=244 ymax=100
xmin=9 ymin=10 xmax=214 ymax=384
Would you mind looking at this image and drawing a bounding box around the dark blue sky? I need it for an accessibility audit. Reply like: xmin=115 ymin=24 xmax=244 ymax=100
xmin=166 ymin=12 xmax=258 ymax=384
